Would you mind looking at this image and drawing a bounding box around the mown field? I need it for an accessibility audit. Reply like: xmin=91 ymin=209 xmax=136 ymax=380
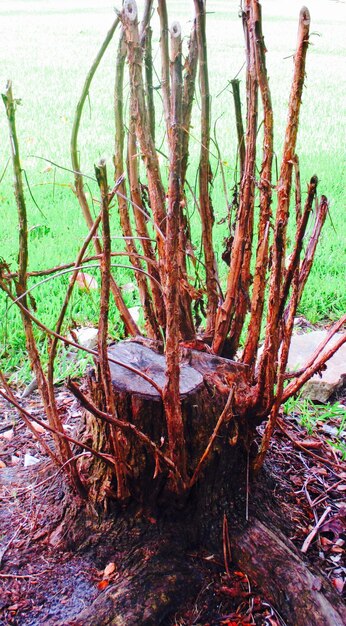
xmin=0 ymin=0 xmax=345 ymax=383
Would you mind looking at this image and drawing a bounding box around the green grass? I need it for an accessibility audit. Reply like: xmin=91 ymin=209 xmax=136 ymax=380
xmin=283 ymin=395 xmax=346 ymax=460
xmin=0 ymin=0 xmax=345 ymax=382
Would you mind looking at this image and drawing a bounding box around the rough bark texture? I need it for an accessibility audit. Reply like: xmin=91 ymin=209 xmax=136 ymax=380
xmin=74 ymin=341 xmax=345 ymax=626
xmin=194 ymin=0 xmax=219 ymax=337
xmin=231 ymin=518 xmax=346 ymax=626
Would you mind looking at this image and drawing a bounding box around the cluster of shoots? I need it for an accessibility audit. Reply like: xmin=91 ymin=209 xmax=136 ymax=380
xmin=0 ymin=0 xmax=345 ymax=498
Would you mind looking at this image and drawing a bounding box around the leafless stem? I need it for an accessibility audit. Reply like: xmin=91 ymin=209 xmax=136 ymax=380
xmin=256 ymin=7 xmax=311 ymax=409
xmin=95 ymin=160 xmax=129 ymax=498
xmin=162 ymin=21 xmax=187 ymax=483
xmin=242 ymin=0 xmax=273 ymax=368
xmin=194 ymin=0 xmax=219 ymax=336
xmin=189 ymin=388 xmax=234 ymax=488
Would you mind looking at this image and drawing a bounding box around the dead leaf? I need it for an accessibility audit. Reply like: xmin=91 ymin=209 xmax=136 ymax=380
xmin=0 ymin=460 xmax=7 ymax=469
xmin=332 ymin=577 xmax=344 ymax=594
xmin=97 ymin=580 xmax=109 ymax=591
xmin=103 ymin=562 xmax=116 ymax=577
xmin=300 ymin=439 xmax=322 ymax=449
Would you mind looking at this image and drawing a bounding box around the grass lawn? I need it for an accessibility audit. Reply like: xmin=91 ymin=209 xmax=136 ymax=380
xmin=0 ymin=0 xmax=345 ymax=382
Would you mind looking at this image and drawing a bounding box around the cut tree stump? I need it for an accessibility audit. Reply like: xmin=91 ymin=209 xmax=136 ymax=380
xmin=74 ymin=340 xmax=346 ymax=626
xmin=82 ymin=340 xmax=246 ymax=506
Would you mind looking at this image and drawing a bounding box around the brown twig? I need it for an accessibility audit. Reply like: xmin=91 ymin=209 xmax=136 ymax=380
xmin=256 ymin=7 xmax=311 ymax=409
xmin=296 ymin=194 xmax=329 ymax=307
xmin=276 ymin=417 xmax=342 ymax=470
xmin=114 ymin=30 xmax=160 ymax=339
xmin=189 ymin=388 xmax=234 ymax=487
xmin=0 ymin=370 xmax=59 ymax=465
xmin=162 ymin=21 xmax=187 ymax=483
xmin=231 ymin=78 xmax=245 ymax=181
xmin=225 ymin=1 xmax=259 ymax=357
xmin=158 ymin=0 xmax=171 ymax=149
xmin=194 ymin=0 xmax=219 ymax=337
xmin=70 ymin=14 xmax=138 ymax=337
xmin=67 ymin=379 xmax=185 ymax=486
xmin=213 ymin=1 xmax=257 ymax=355
xmin=279 ymin=175 xmax=318 ymax=319
xmin=0 ymin=278 xmax=163 ymax=395
xmin=96 ymin=160 xmax=129 ymax=499
xmin=121 ymin=1 xmax=167 ymax=259
xmin=0 ymin=388 xmax=115 ymax=468
xmin=282 ymin=329 xmax=346 ymax=402
xmin=301 ymin=506 xmax=331 ymax=554
xmin=242 ymin=0 xmax=273 ymax=368
xmin=2 ymin=82 xmax=85 ymax=495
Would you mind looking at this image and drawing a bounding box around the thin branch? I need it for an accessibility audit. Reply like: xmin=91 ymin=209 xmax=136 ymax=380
xmin=194 ymin=0 xmax=219 ymax=336
xmin=70 ymin=15 xmax=138 ymax=336
xmin=189 ymin=387 xmax=234 ymax=487
xmin=242 ymin=0 xmax=273 ymax=368
xmin=114 ymin=29 xmax=160 ymax=339
xmin=162 ymin=21 xmax=187 ymax=483
xmin=0 ymin=370 xmax=59 ymax=465
xmin=0 ymin=388 xmax=115 ymax=468
xmin=96 ymin=160 xmax=128 ymax=498
xmin=67 ymin=379 xmax=185 ymax=487
xmin=256 ymin=7 xmax=311 ymax=409
xmin=282 ymin=327 xmax=346 ymax=402
xmin=213 ymin=0 xmax=258 ymax=355
xmin=0 ymin=278 xmax=163 ymax=395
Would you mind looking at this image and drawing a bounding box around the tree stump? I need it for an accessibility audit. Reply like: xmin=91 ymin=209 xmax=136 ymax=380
xmin=82 ymin=340 xmax=247 ymax=507
xmin=75 ymin=341 xmax=346 ymax=626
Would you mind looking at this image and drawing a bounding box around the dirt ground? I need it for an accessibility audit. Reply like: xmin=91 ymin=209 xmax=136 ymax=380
xmin=0 ymin=386 xmax=345 ymax=625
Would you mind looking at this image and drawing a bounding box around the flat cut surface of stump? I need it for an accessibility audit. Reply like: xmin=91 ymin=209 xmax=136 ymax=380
xmin=108 ymin=342 xmax=203 ymax=399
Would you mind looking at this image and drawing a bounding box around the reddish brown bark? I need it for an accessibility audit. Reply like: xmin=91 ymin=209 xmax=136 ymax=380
xmin=278 ymin=175 xmax=318 ymax=319
xmin=158 ymin=0 xmax=171 ymax=149
xmin=296 ymin=194 xmax=329 ymax=307
xmin=114 ymin=31 xmax=160 ymax=340
xmin=95 ymin=161 xmax=129 ymax=499
xmin=255 ymin=7 xmax=311 ymax=411
xmin=242 ymin=0 xmax=273 ymax=369
xmin=162 ymin=22 xmax=187 ymax=482
xmin=213 ymin=1 xmax=258 ymax=355
xmin=121 ymin=2 xmax=167 ymax=261
xmin=194 ymin=0 xmax=219 ymax=337
xmin=127 ymin=117 xmax=166 ymax=332
xmin=2 ymin=82 xmax=86 ymax=495
xmin=181 ymin=19 xmax=198 ymax=186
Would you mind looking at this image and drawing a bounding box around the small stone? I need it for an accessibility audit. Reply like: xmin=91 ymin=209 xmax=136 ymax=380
xmin=287 ymin=331 xmax=346 ymax=403
xmin=121 ymin=282 xmax=137 ymax=293
xmin=68 ymin=327 xmax=98 ymax=350
xmin=0 ymin=429 xmax=13 ymax=440
xmin=24 ymin=453 xmax=40 ymax=467
xmin=129 ymin=306 xmax=141 ymax=324
xmin=73 ymin=272 xmax=98 ymax=292
xmin=11 ymin=455 xmax=20 ymax=465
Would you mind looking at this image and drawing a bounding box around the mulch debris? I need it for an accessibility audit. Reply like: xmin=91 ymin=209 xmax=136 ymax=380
xmin=0 ymin=384 xmax=345 ymax=625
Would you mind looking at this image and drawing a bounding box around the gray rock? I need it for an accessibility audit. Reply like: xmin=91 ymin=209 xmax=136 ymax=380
xmin=68 ymin=327 xmax=98 ymax=350
xmin=287 ymin=330 xmax=346 ymax=403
